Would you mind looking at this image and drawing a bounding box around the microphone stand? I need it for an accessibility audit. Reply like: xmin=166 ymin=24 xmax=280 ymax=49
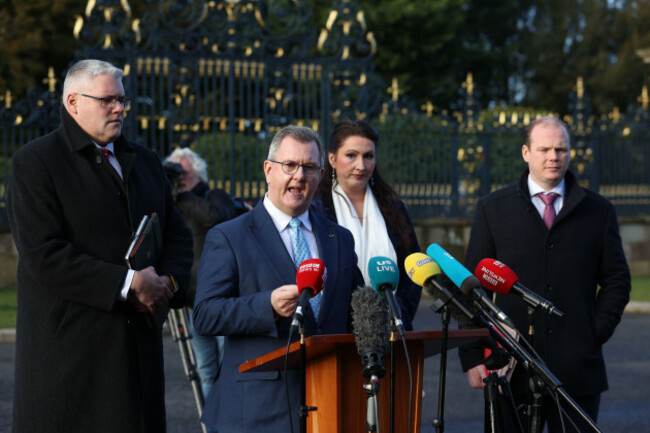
xmin=389 ymin=325 xmax=397 ymax=433
xmin=524 ymin=305 xmax=544 ymax=433
xmin=422 ymin=276 xmax=484 ymax=433
xmin=167 ymin=307 xmax=207 ymax=433
xmin=484 ymin=371 xmax=506 ymax=433
xmin=482 ymin=338 xmax=521 ymax=433
xmin=429 ymin=299 xmax=451 ymax=433
xmin=298 ymin=323 xmax=316 ymax=433
xmin=361 ymin=347 xmax=386 ymax=432
xmin=474 ymin=309 xmax=603 ymax=433
xmin=364 ymin=375 xmax=381 ymax=432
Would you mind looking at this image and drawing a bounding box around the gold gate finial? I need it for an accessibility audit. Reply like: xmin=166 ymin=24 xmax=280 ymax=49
xmin=463 ymin=72 xmax=474 ymax=96
xmin=421 ymin=101 xmax=435 ymax=117
xmin=388 ymin=77 xmax=400 ymax=102
xmin=43 ymin=67 xmax=57 ymax=93
xmin=576 ymin=76 xmax=584 ymax=99
xmin=2 ymin=90 xmax=12 ymax=109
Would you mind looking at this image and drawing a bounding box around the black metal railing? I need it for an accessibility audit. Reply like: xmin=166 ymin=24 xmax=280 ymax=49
xmin=1 ymin=0 xmax=649 ymax=225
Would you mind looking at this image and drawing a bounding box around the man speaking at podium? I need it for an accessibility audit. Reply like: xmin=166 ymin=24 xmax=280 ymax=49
xmin=459 ymin=116 xmax=630 ymax=431
xmin=193 ymin=125 xmax=363 ymax=432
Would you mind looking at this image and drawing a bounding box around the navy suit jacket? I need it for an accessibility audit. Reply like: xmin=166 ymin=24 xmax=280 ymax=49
xmin=193 ymin=200 xmax=363 ymax=432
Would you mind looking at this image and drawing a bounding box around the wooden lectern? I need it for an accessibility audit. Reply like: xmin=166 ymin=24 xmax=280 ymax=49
xmin=240 ymin=329 xmax=486 ymax=433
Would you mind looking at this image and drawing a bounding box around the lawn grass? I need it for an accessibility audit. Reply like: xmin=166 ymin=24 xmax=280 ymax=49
xmin=0 ymin=286 xmax=17 ymax=329
xmin=631 ymin=275 xmax=650 ymax=302
xmin=0 ymin=276 xmax=649 ymax=329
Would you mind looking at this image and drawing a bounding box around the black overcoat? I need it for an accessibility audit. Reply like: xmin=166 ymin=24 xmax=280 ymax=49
xmin=7 ymin=107 xmax=192 ymax=432
xmin=459 ymin=169 xmax=630 ymax=396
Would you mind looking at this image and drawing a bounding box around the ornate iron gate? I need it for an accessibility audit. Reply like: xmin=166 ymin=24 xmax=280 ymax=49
xmin=1 ymin=0 xmax=649 ymax=220
xmin=70 ymin=0 xmax=377 ymax=199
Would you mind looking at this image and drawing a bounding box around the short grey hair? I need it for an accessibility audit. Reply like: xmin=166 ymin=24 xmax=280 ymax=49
xmin=62 ymin=59 xmax=124 ymax=106
xmin=524 ymin=116 xmax=571 ymax=148
xmin=166 ymin=147 xmax=208 ymax=182
xmin=267 ymin=125 xmax=324 ymax=167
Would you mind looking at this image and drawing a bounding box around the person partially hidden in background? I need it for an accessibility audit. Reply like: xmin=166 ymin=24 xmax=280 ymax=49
xmin=164 ymin=147 xmax=241 ymax=427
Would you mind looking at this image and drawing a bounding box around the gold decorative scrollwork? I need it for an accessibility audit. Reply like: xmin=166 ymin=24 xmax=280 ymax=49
xmin=318 ymin=0 xmax=376 ymax=60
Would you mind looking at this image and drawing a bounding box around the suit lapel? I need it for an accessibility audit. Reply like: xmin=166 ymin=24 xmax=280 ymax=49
xmin=249 ymin=205 xmax=297 ymax=285
xmin=312 ymin=213 xmax=340 ymax=323
xmin=555 ymin=171 xmax=585 ymax=223
xmin=248 ymin=206 xmax=343 ymax=328
xmin=114 ymin=138 xmax=136 ymax=182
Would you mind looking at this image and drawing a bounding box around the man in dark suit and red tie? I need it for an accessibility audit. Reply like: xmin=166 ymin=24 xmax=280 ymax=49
xmin=7 ymin=59 xmax=193 ymax=432
xmin=459 ymin=116 xmax=631 ymax=432
xmin=193 ymin=125 xmax=364 ymax=432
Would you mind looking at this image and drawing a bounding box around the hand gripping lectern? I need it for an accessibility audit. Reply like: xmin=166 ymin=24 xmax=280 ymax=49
xmin=239 ymin=329 xmax=486 ymax=433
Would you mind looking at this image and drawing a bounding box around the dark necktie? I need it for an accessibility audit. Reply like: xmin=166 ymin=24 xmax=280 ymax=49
xmin=537 ymin=193 xmax=559 ymax=229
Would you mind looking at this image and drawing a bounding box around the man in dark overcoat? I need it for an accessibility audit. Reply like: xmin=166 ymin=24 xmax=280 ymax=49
xmin=459 ymin=116 xmax=630 ymax=432
xmin=7 ymin=59 xmax=193 ymax=432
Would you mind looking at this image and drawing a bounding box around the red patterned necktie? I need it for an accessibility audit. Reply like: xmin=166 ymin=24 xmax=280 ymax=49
xmin=101 ymin=148 xmax=111 ymax=160
xmin=537 ymin=193 xmax=559 ymax=229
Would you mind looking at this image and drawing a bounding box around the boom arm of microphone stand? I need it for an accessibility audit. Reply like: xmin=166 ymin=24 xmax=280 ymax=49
xmin=426 ymin=278 xmax=477 ymax=322
xmin=425 ymin=275 xmax=601 ymax=431
xmin=479 ymin=312 xmax=603 ymax=433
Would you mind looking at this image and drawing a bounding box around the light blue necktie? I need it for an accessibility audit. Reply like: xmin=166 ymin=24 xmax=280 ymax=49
xmin=289 ymin=217 xmax=322 ymax=319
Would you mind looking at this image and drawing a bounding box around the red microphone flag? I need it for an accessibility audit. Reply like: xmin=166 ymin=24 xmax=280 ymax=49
xmin=475 ymin=258 xmax=519 ymax=295
xmin=296 ymin=258 xmax=327 ymax=297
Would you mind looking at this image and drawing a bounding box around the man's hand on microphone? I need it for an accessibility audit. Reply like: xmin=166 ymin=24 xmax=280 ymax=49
xmin=466 ymin=364 xmax=487 ymax=389
xmin=270 ymin=285 xmax=299 ymax=318
xmin=130 ymin=266 xmax=174 ymax=314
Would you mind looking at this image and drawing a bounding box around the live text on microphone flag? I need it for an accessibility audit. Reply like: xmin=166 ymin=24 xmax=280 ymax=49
xmin=368 ymin=256 xmax=405 ymax=336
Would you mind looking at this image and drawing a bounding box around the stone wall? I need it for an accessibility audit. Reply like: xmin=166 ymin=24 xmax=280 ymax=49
xmin=414 ymin=216 xmax=650 ymax=277
xmin=620 ymin=218 xmax=650 ymax=276
xmin=0 ymin=216 xmax=648 ymax=287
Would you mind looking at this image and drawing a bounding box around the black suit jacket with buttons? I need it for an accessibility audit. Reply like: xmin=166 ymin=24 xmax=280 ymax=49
xmin=458 ymin=169 xmax=630 ymax=396
xmin=7 ymin=106 xmax=193 ymax=432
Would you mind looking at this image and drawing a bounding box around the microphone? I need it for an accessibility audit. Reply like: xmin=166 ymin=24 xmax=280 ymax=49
xmin=475 ymin=259 xmax=564 ymax=318
xmin=351 ymin=285 xmax=390 ymax=380
xmin=403 ymin=253 xmax=476 ymax=327
xmin=289 ymin=258 xmax=327 ymax=335
xmin=367 ymin=256 xmax=405 ymax=336
xmin=426 ymin=244 xmax=516 ymax=328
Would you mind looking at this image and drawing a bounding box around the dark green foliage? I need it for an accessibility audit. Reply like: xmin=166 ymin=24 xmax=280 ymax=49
xmin=2 ymin=0 xmax=650 ymax=116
